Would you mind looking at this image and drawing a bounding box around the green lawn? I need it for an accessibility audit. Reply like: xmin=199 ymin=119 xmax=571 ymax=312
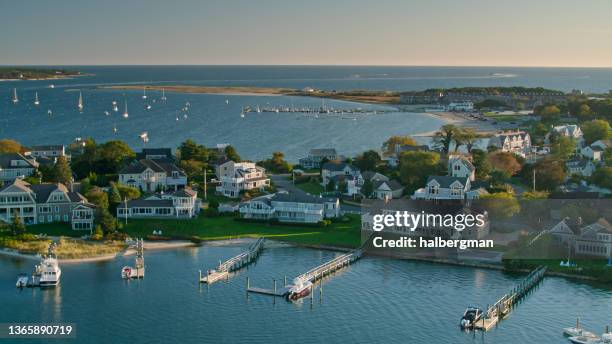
xmin=120 ymin=214 xmax=361 ymax=248
xmin=26 ymin=223 xmax=82 ymax=237
xmin=295 ymin=181 xmax=325 ymax=195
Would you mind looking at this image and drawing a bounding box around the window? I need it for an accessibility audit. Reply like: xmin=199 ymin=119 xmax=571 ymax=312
xmin=63 ymin=215 xmax=69 ymax=222
xmin=428 ymin=186 xmax=438 ymax=194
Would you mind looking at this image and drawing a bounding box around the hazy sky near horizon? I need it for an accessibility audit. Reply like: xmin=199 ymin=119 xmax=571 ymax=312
xmin=1 ymin=0 xmax=612 ymax=67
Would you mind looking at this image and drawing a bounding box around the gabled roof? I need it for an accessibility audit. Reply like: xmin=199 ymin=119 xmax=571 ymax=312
xmin=119 ymin=158 xmax=184 ymax=176
xmin=29 ymin=145 xmax=64 ymax=151
xmin=309 ymin=148 xmax=337 ymax=157
xmin=449 ymin=157 xmax=475 ymax=172
xmin=271 ymin=192 xmax=337 ymax=204
xmin=426 ymin=175 xmax=468 ymax=188
xmin=0 ymin=178 xmax=32 ymax=193
xmin=136 ymin=148 xmax=173 ymax=160
xmin=322 ymin=162 xmax=359 ymax=172
xmin=373 ymin=179 xmax=403 ymax=191
xmin=122 ymin=199 xmax=175 ymax=208
xmin=170 ymin=188 xmax=197 ymax=198
xmin=0 ymin=153 xmax=39 ymax=169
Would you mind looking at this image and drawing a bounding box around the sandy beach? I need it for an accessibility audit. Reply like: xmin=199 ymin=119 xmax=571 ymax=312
xmin=413 ymin=111 xmax=499 ymax=137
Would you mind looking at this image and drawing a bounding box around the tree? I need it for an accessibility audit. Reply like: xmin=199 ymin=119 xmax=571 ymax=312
xmin=455 ymin=128 xmax=479 ymax=152
xmin=354 ymin=150 xmax=382 ymax=171
xmin=604 ymin=147 xmax=612 ymax=166
xmin=258 ymin=152 xmax=291 ymax=173
xmin=108 ymin=182 xmax=122 ymax=213
xmin=582 ymin=119 xmax=611 ymax=144
xmin=550 ymin=136 xmax=576 ymax=159
xmin=326 ymin=180 xmax=335 ymax=192
xmin=10 ymin=212 xmax=26 ymax=235
xmin=91 ymin=225 xmax=104 ymax=240
xmin=337 ymin=181 xmax=348 ymax=194
xmin=432 ymin=124 xmax=459 ymax=153
xmin=480 ymin=192 xmax=520 ymax=219
xmin=577 ymin=104 xmax=591 ymax=118
xmin=50 ymin=156 xmax=72 ymax=184
xmin=224 ymin=145 xmax=241 ymax=162
xmin=94 ymin=140 xmax=135 ymax=173
xmin=591 ymin=166 xmax=612 ymax=189
xmin=522 ymin=191 xmax=549 ymax=199
xmin=86 ymin=187 xmax=110 ymax=211
xmin=471 ymin=149 xmax=491 ymax=179
xmin=398 ymin=151 xmax=440 ymax=192
xmin=0 ymin=139 xmax=22 ymax=153
xmin=535 ymin=105 xmax=561 ymax=122
xmin=117 ymin=183 xmax=141 ymax=201
xmin=179 ymin=139 xmax=209 ymax=162
xmin=487 ymin=151 xmax=522 ymax=176
xmin=361 ymin=178 xmax=374 ymax=198
xmin=382 ymin=136 xmax=417 ymax=156
xmin=523 ymin=158 xmax=566 ymax=191
xmin=180 ymin=159 xmax=205 ymax=181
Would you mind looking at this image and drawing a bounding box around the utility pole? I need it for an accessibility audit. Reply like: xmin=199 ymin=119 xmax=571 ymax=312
xmin=124 ymin=197 xmax=128 ymax=225
xmin=204 ymin=169 xmax=208 ymax=201
xmin=532 ymin=168 xmax=536 ymax=192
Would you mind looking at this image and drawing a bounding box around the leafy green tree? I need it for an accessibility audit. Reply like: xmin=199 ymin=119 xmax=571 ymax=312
xmin=354 ymin=150 xmax=382 ymax=171
xmin=471 ymin=149 xmax=492 ymax=179
xmin=337 ymin=181 xmax=348 ymax=194
xmin=108 ymin=182 xmax=122 ymax=213
xmin=480 ymin=192 xmax=520 ymax=219
xmin=79 ymin=178 xmax=92 ymax=195
xmin=455 ymin=128 xmax=479 ymax=152
xmin=10 ymin=212 xmax=26 ymax=235
xmin=179 ymin=139 xmax=209 ymax=162
xmin=433 ymin=124 xmax=459 ymax=153
xmin=86 ymin=187 xmax=110 ymax=211
xmin=117 ymin=183 xmax=141 ymax=200
xmin=361 ymin=178 xmax=374 ymax=198
xmin=50 ymin=156 xmax=72 ymax=184
xmin=591 ymin=166 xmax=612 ymax=189
xmin=94 ymin=140 xmax=135 ymax=174
xmin=604 ymin=147 xmax=612 ymax=166
xmin=382 ymin=136 xmax=417 ymax=156
xmin=224 ymin=145 xmax=241 ymax=162
xmin=582 ymin=119 xmax=610 ymax=144
xmin=0 ymin=139 xmax=22 ymax=153
xmin=326 ymin=180 xmax=335 ymax=192
xmin=487 ymin=151 xmax=522 ymax=176
xmin=522 ymin=158 xmax=566 ymax=191
xmin=550 ymin=136 xmax=576 ymax=159
xmin=577 ymin=104 xmax=591 ymax=118
xmin=258 ymin=152 xmax=292 ymax=173
xmin=535 ymin=105 xmax=561 ymax=122
xmin=398 ymin=151 xmax=440 ymax=192
xmin=91 ymin=225 xmax=104 ymax=240
xmin=180 ymin=159 xmax=206 ymax=181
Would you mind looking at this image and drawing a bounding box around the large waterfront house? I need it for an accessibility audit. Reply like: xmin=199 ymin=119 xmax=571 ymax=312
xmin=549 ymin=218 xmax=612 ymax=258
xmin=549 ymin=124 xmax=584 ymax=145
xmin=239 ymin=191 xmax=340 ymax=224
xmin=488 ymin=131 xmax=532 ymax=157
xmin=448 ymin=155 xmax=475 ymax=181
xmin=565 ymin=158 xmax=596 ymax=177
xmin=321 ymin=162 xmax=360 ymax=186
xmin=412 ymin=176 xmax=487 ymax=201
xmin=117 ymin=188 xmax=200 ymax=219
xmin=298 ymin=148 xmax=338 ymax=169
xmin=118 ymin=158 xmax=187 ymax=192
xmin=135 ymin=148 xmax=174 ymax=161
xmin=346 ymin=170 xmax=386 ymax=196
xmin=0 ymin=178 xmax=95 ymax=231
xmin=25 ymin=145 xmax=70 ymax=161
xmin=215 ymin=161 xmax=270 ymax=198
xmin=0 ymin=153 xmax=39 ymax=182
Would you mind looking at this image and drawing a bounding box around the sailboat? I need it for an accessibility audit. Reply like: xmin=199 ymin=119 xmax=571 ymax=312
xmin=240 ymin=107 xmax=245 ymax=118
xmin=77 ymin=91 xmax=84 ymax=112
xmin=34 ymin=92 xmax=40 ymax=106
xmin=47 ymin=109 xmax=53 ymax=116
xmin=139 ymin=131 xmax=149 ymax=143
xmin=142 ymin=87 xmax=147 ymax=99
xmin=113 ymin=123 xmax=118 ymax=134
xmin=12 ymin=88 xmax=18 ymax=103
xmin=123 ymin=99 xmax=129 ymax=118
xmin=160 ymin=88 xmax=167 ymax=101
xmin=112 ymin=100 xmax=119 ymax=112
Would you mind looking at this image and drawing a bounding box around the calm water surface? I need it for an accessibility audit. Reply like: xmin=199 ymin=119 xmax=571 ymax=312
xmin=3 ymin=66 xmax=612 ymax=160
xmin=0 ymin=240 xmax=610 ymax=344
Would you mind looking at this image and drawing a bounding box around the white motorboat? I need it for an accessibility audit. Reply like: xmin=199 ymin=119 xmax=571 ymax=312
xmin=460 ymin=307 xmax=483 ymax=329
xmin=121 ymin=266 xmax=133 ymax=279
xmin=565 ymin=318 xmax=598 ymax=338
xmin=38 ymin=254 xmax=61 ymax=288
xmin=16 ymin=273 xmax=28 ymax=288
xmin=142 ymin=87 xmax=147 ymax=99
xmin=285 ymin=278 xmax=312 ymax=300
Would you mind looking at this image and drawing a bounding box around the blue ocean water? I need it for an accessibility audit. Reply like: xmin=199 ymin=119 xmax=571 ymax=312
xmin=2 ymin=66 xmax=611 ymax=161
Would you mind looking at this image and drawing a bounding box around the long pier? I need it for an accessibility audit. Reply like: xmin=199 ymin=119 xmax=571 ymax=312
xmin=472 ymin=266 xmax=547 ymax=331
xmin=247 ymin=247 xmax=363 ymax=297
xmin=199 ymin=238 xmax=265 ymax=284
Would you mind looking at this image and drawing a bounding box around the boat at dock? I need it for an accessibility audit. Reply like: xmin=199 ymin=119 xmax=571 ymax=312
xmin=565 ymin=318 xmax=598 ymax=338
xmin=121 ymin=238 xmax=145 ymax=279
xmin=285 ymin=279 xmax=312 ymax=300
xmin=460 ymin=307 xmax=483 ymax=329
xmin=568 ymin=333 xmax=611 ymax=344
xmin=16 ymin=273 xmax=28 ymax=288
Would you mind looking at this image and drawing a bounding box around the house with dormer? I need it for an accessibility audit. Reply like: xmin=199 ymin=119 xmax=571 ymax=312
xmin=0 ymin=153 xmax=39 ymax=182
xmin=118 ymin=159 xmax=187 ymax=192
xmin=448 ymin=155 xmax=475 ymax=181
xmin=215 ymin=161 xmax=270 ymax=198
xmin=565 ymin=158 xmax=596 ymax=177
xmin=299 ymin=148 xmax=338 ymax=169
xmin=549 ymin=218 xmax=612 ymax=258
xmin=488 ymin=131 xmax=531 ymax=157
xmin=0 ymin=179 xmax=94 ymax=230
xmin=412 ymin=176 xmax=486 ymax=200
xmin=117 ymin=188 xmax=200 ymax=219
xmin=321 ymin=162 xmax=361 ymax=186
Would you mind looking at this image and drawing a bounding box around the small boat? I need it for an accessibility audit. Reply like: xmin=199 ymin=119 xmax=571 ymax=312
xmin=175 ymin=115 xmax=179 ymax=121
xmin=77 ymin=90 xmax=84 ymax=112
xmin=142 ymin=87 xmax=147 ymax=99
xmin=225 ymin=99 xmax=229 ymax=104
xmin=16 ymin=273 xmax=28 ymax=288
xmin=113 ymin=104 xmax=119 ymax=112
xmin=48 ymin=84 xmax=55 ymax=88
xmin=460 ymin=307 xmax=483 ymax=329
xmin=139 ymin=131 xmax=149 ymax=143
xmin=160 ymin=88 xmax=167 ymax=101
xmin=569 ymin=336 xmax=602 ymax=344
xmin=240 ymin=107 xmax=245 ymax=118
xmin=144 ymin=104 xmax=151 ymax=110
xmin=113 ymin=123 xmax=118 ymax=134
xmin=183 ymin=113 xmax=188 ymax=119
xmin=123 ymin=99 xmax=129 ymax=118
xmin=12 ymin=88 xmax=18 ymax=103
xmin=104 ymin=110 xmax=110 ymax=116
xmin=286 ymin=278 xmax=312 ymax=300
xmin=121 ymin=266 xmax=133 ymax=279
xmin=34 ymin=92 xmax=40 ymax=106
xmin=565 ymin=318 xmax=598 ymax=338
xmin=47 ymin=109 xmax=53 ymax=116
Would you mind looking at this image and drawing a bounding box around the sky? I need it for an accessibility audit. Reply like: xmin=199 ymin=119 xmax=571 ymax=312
xmin=1 ymin=0 xmax=612 ymax=67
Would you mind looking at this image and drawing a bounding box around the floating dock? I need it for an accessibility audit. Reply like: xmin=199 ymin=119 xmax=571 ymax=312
xmin=200 ymin=238 xmax=265 ymax=284
xmin=472 ymin=265 xmax=547 ymax=331
xmin=247 ymin=247 xmax=363 ymax=297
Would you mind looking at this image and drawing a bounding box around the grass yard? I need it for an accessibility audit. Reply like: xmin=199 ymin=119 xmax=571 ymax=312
xmin=294 ymin=181 xmax=325 ymax=195
xmin=121 ymin=213 xmax=361 ymax=248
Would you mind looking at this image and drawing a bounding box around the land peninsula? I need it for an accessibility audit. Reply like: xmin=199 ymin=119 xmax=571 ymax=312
xmin=0 ymin=67 xmax=83 ymax=80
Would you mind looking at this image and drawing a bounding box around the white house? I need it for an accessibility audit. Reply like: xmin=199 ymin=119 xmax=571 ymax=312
xmin=239 ymin=192 xmax=340 ymax=224
xmin=448 ymin=101 xmax=474 ymax=112
xmin=117 ymin=188 xmax=200 ymax=219
xmin=448 ymin=156 xmax=476 ymax=181
xmin=299 ymin=148 xmax=338 ymax=169
xmin=215 ymin=161 xmax=270 ymax=198
xmin=550 ymin=124 xmax=584 ymax=145
xmin=565 ymin=159 xmax=596 ymax=177
xmin=118 ymin=159 xmax=187 ymax=192
xmin=347 ymin=170 xmax=388 ymax=196
xmin=581 ymin=139 xmax=609 ymax=162
xmin=321 ymin=162 xmax=361 ymax=186
xmin=488 ymin=131 xmax=532 ymax=157
xmin=372 ymin=180 xmax=404 ymax=200
xmin=26 ymin=145 xmax=69 ymax=161
xmin=412 ymin=176 xmax=486 ymax=200
xmin=0 ymin=153 xmax=39 ymax=182
xmin=550 ymin=218 xmax=612 ymax=258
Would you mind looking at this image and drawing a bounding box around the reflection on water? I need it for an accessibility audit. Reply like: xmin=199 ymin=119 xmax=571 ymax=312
xmin=0 ymin=240 xmax=610 ymax=344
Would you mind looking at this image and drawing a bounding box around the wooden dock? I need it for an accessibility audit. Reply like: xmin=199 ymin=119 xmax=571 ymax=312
xmin=247 ymin=247 xmax=363 ymax=297
xmin=200 ymin=238 xmax=265 ymax=284
xmin=472 ymin=265 xmax=547 ymax=331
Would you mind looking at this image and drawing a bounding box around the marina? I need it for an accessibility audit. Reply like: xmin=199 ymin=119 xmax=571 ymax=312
xmin=199 ymin=237 xmax=265 ymax=284
xmin=121 ymin=238 xmax=145 ymax=279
